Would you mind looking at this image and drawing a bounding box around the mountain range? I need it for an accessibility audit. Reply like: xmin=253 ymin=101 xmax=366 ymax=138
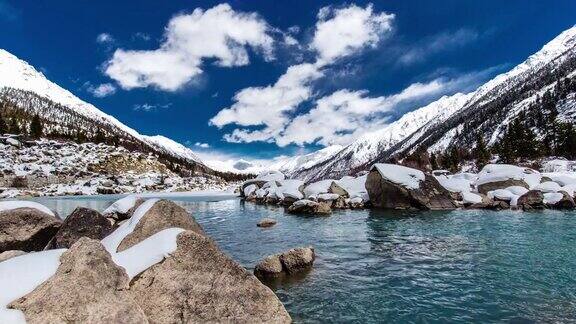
xmin=1 ymin=25 xmax=575 ymax=182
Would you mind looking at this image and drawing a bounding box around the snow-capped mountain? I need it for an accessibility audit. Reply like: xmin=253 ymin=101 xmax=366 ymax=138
xmin=204 ymin=145 xmax=344 ymax=176
xmin=293 ymin=25 xmax=576 ymax=181
xmin=391 ymin=25 xmax=576 ymax=155
xmin=290 ymin=93 xmax=473 ymax=181
xmin=0 ymin=49 xmax=208 ymax=174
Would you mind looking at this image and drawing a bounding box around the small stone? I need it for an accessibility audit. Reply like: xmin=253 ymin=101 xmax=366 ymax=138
xmin=257 ymin=218 xmax=277 ymax=228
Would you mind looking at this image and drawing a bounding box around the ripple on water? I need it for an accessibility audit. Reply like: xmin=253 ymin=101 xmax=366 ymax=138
xmin=29 ymin=196 xmax=576 ymax=323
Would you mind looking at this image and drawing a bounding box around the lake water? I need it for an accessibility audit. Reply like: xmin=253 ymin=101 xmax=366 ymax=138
xmin=30 ymin=195 xmax=576 ymax=323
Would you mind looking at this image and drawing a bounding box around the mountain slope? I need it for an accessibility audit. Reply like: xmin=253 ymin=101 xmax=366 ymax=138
xmin=292 ymin=25 xmax=576 ymax=181
xmin=389 ymin=25 xmax=576 ymax=156
xmin=291 ymin=93 xmax=472 ymax=181
xmin=0 ymin=49 xmax=209 ymax=174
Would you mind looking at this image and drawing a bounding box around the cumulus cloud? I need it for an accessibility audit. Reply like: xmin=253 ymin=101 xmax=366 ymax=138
xmin=104 ymin=4 xmax=274 ymax=91
xmin=210 ymin=3 xmax=394 ymax=144
xmin=85 ymin=82 xmax=117 ymax=97
xmin=210 ymin=63 xmax=323 ymax=142
xmin=276 ymin=80 xmax=447 ymax=146
xmin=312 ymin=4 xmax=394 ymax=64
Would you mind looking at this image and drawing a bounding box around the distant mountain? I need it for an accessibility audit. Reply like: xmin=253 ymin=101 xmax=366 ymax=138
xmin=0 ymin=49 xmax=210 ymax=175
xmin=292 ymin=25 xmax=576 ymax=181
xmin=205 ymin=145 xmax=344 ymax=176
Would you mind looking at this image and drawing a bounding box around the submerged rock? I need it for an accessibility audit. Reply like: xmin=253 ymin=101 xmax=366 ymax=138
xmin=0 ymin=208 xmax=61 ymax=253
xmin=287 ymin=199 xmax=331 ymax=215
xmin=10 ymin=238 xmax=147 ymax=324
xmin=129 ymin=231 xmax=291 ymax=323
xmin=254 ymin=246 xmax=315 ymax=278
xmin=47 ymin=207 xmax=113 ymax=249
xmin=117 ymin=199 xmax=204 ymax=252
xmin=366 ymin=164 xmax=456 ymax=210
xmin=257 ymin=218 xmax=277 ymax=228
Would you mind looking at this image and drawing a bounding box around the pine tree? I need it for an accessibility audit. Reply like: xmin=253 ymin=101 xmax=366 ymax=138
xmin=473 ymin=134 xmax=491 ymax=169
xmin=430 ymin=152 xmax=439 ymax=170
xmin=9 ymin=118 xmax=21 ymax=135
xmin=0 ymin=112 xmax=7 ymax=135
xmin=30 ymin=114 xmax=43 ymax=138
xmin=556 ymin=122 xmax=576 ymax=159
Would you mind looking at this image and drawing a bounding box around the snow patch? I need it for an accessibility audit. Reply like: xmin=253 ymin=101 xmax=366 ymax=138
xmin=0 ymin=200 xmax=55 ymax=217
xmin=373 ymin=163 xmax=425 ymax=190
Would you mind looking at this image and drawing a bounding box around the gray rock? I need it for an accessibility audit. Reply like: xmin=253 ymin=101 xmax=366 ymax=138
xmin=10 ymin=238 xmax=148 ymax=324
xmin=366 ymin=169 xmax=456 ymax=210
xmin=254 ymin=255 xmax=284 ymax=278
xmin=329 ymin=181 xmax=348 ymax=197
xmin=117 ymin=199 xmax=204 ymax=252
xmin=0 ymin=250 xmax=26 ymax=263
xmin=257 ymin=218 xmax=277 ymax=228
xmin=477 ymin=179 xmax=528 ymax=195
xmin=254 ymin=247 xmax=315 ymax=278
xmin=279 ymin=247 xmax=315 ymax=274
xmin=518 ymin=190 xmax=545 ymax=210
xmin=548 ymin=191 xmax=576 ymax=209
xmin=287 ymin=199 xmax=332 ymax=215
xmin=47 ymin=207 xmax=113 ymax=249
xmin=129 ymin=231 xmax=291 ymax=323
xmin=0 ymin=208 xmax=61 ymax=253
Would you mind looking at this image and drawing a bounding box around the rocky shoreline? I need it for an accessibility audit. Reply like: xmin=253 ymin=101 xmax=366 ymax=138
xmin=0 ymin=198 xmax=293 ymax=323
xmin=0 ymin=137 xmax=236 ymax=198
xmin=239 ymin=161 xmax=576 ymax=213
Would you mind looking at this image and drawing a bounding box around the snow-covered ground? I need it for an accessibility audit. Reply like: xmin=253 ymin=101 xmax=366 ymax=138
xmin=0 ymin=138 xmax=235 ymax=198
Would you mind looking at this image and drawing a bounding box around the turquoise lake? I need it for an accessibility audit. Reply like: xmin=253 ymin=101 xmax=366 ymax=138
xmin=29 ymin=195 xmax=576 ymax=323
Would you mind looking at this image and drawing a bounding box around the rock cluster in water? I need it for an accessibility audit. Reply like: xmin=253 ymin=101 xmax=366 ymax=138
xmin=0 ymin=198 xmax=291 ymax=323
xmin=240 ymin=161 xmax=576 ymax=212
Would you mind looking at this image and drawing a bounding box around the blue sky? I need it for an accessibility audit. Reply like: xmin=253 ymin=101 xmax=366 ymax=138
xmin=1 ymin=0 xmax=575 ymax=161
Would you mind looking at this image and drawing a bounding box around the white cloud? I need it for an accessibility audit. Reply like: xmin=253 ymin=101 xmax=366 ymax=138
xmin=312 ymin=4 xmax=394 ymax=64
xmin=277 ymin=80 xmax=447 ymax=146
xmin=104 ymin=4 xmax=274 ymax=91
xmin=210 ymin=63 xmax=323 ymax=142
xmin=86 ymin=82 xmax=117 ymax=97
xmin=210 ymin=3 xmax=395 ymax=145
xmin=194 ymin=142 xmax=211 ymax=148
xmin=96 ymin=33 xmax=115 ymax=44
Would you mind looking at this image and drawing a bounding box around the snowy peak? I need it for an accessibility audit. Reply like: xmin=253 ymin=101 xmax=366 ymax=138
xmin=0 ymin=49 xmax=207 ymax=171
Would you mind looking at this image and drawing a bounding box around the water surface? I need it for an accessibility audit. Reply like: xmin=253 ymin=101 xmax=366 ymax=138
xmin=30 ymin=195 xmax=576 ymax=323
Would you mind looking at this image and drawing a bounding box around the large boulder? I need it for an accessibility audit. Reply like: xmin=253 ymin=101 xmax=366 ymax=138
xmin=129 ymin=231 xmax=291 ymax=323
xmin=287 ymin=199 xmax=332 ymax=215
xmin=517 ymin=190 xmax=545 ymax=210
xmin=117 ymin=199 xmax=204 ymax=252
xmin=10 ymin=238 xmax=148 ymax=324
xmin=254 ymin=247 xmax=315 ymax=278
xmin=0 ymin=208 xmax=61 ymax=253
xmin=366 ymin=164 xmax=456 ymax=210
xmin=47 ymin=207 xmax=113 ymax=249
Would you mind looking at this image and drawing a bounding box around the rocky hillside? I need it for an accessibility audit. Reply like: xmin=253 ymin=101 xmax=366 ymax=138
xmin=0 ymin=49 xmax=211 ymax=176
xmin=0 ymin=136 xmax=232 ymax=198
xmin=291 ymin=26 xmax=576 ymax=181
